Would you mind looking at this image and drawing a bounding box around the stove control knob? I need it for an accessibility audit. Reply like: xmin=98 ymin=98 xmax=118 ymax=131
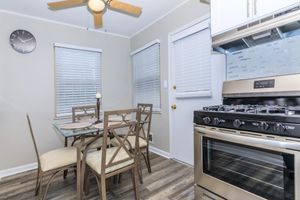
xmin=213 ymin=118 xmax=221 ymax=125
xmin=233 ymin=119 xmax=243 ymax=128
xmin=259 ymin=122 xmax=269 ymax=131
xmin=274 ymin=123 xmax=286 ymax=132
xmin=203 ymin=117 xmax=211 ymax=125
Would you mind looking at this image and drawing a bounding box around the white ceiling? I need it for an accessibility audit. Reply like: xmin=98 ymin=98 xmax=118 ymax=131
xmin=0 ymin=0 xmax=189 ymax=38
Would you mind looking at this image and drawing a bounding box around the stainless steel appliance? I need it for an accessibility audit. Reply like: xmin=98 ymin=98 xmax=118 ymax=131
xmin=194 ymin=74 xmax=300 ymax=200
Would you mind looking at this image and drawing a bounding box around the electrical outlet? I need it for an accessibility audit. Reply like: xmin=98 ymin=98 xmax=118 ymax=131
xmin=149 ymin=132 xmax=153 ymax=143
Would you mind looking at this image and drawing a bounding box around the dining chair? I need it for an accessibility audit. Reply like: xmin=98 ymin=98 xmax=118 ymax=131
xmin=63 ymin=105 xmax=103 ymax=180
xmin=72 ymin=105 xmax=98 ymax=123
xmin=81 ymin=109 xmax=141 ymax=200
xmin=26 ymin=114 xmax=79 ymax=200
xmin=136 ymin=103 xmax=153 ymax=174
xmin=71 ymin=105 xmax=103 ymax=149
xmin=111 ymin=103 xmax=153 ymax=183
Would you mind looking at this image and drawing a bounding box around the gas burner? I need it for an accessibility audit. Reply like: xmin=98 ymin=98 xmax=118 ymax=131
xmin=286 ymin=106 xmax=300 ymax=115
xmin=256 ymin=106 xmax=286 ymax=114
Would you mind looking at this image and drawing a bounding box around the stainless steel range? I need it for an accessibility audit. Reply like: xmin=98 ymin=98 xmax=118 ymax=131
xmin=194 ymin=74 xmax=300 ymax=200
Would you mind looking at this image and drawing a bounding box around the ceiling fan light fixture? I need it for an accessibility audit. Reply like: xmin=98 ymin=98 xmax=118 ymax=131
xmin=88 ymin=0 xmax=105 ymax=12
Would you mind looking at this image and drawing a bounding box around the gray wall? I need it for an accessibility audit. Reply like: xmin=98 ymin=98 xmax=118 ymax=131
xmin=0 ymin=0 xmax=210 ymax=171
xmin=130 ymin=0 xmax=210 ymax=153
xmin=0 ymin=11 xmax=131 ymax=170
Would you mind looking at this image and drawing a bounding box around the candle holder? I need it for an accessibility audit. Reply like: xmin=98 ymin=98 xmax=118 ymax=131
xmin=95 ymin=92 xmax=102 ymax=124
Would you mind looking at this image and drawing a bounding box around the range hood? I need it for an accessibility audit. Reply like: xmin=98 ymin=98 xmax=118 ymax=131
xmin=213 ymin=4 xmax=300 ymax=53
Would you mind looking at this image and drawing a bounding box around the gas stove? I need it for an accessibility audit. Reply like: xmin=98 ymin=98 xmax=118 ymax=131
xmin=194 ymin=75 xmax=300 ymax=200
xmin=194 ymin=75 xmax=300 ymax=138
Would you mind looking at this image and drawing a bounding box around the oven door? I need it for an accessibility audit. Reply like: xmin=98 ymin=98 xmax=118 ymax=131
xmin=194 ymin=126 xmax=300 ymax=200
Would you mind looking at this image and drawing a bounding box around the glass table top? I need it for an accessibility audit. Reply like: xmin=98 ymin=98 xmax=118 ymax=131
xmin=53 ymin=121 xmax=125 ymax=138
xmin=53 ymin=123 xmax=103 ymax=138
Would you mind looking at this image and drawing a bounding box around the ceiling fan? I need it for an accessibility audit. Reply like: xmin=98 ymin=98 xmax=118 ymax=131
xmin=47 ymin=0 xmax=142 ymax=28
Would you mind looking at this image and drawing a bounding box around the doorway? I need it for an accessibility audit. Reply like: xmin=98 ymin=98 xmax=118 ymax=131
xmin=168 ymin=18 xmax=225 ymax=165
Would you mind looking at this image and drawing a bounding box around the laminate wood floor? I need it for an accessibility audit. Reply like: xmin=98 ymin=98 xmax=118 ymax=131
xmin=0 ymin=153 xmax=194 ymax=200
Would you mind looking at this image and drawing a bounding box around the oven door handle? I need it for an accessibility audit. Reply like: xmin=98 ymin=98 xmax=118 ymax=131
xmin=195 ymin=126 xmax=300 ymax=152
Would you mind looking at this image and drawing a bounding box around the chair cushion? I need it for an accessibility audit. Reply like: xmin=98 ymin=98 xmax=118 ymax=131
xmin=86 ymin=147 xmax=134 ymax=175
xmin=111 ymin=136 xmax=147 ymax=149
xmin=73 ymin=137 xmax=104 ymax=150
xmin=40 ymin=147 xmax=78 ymax=172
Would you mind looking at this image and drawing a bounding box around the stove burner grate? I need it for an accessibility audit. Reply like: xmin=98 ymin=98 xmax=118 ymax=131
xmin=203 ymin=105 xmax=300 ymax=116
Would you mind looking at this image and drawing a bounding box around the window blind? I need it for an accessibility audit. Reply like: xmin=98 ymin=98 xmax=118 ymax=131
xmin=173 ymin=28 xmax=211 ymax=97
xmin=132 ymin=43 xmax=161 ymax=110
xmin=55 ymin=45 xmax=102 ymax=117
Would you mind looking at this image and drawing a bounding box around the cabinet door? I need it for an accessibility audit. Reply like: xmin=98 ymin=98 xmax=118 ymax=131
xmin=254 ymin=0 xmax=300 ymax=19
xmin=211 ymin=0 xmax=249 ymax=36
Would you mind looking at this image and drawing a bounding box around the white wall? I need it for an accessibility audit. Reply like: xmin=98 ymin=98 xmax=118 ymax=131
xmin=0 ymin=11 xmax=131 ymax=170
xmin=130 ymin=0 xmax=210 ymax=152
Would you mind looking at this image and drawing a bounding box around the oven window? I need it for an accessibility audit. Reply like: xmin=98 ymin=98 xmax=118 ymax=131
xmin=203 ymin=137 xmax=295 ymax=200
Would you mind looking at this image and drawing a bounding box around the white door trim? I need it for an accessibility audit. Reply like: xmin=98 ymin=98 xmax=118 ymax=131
xmin=168 ymin=15 xmax=210 ymax=161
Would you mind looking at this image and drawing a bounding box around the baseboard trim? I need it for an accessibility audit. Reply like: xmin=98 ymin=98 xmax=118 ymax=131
xmin=149 ymin=146 xmax=171 ymax=159
xmin=0 ymin=162 xmax=37 ymax=180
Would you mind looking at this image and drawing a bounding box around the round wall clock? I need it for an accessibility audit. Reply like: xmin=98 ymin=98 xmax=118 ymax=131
xmin=9 ymin=30 xmax=36 ymax=54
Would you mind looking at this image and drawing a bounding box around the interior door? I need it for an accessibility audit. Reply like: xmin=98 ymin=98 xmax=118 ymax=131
xmin=169 ymin=20 xmax=225 ymax=165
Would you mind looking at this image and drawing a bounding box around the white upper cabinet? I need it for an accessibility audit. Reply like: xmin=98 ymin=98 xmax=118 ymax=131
xmin=211 ymin=0 xmax=300 ymax=36
xmin=211 ymin=0 xmax=249 ymax=36
xmin=254 ymin=0 xmax=300 ymax=19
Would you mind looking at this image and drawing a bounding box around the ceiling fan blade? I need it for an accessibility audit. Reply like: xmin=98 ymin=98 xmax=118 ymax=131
xmin=47 ymin=0 xmax=85 ymax=9
xmin=109 ymin=0 xmax=142 ymax=16
xmin=94 ymin=12 xmax=103 ymax=28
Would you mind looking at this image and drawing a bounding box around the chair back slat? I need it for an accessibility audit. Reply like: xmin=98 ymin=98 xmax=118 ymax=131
xmin=137 ymin=104 xmax=153 ymax=142
xmin=26 ymin=114 xmax=41 ymax=168
xmin=72 ymin=105 xmax=97 ymax=123
xmin=101 ymin=109 xmax=141 ymax=174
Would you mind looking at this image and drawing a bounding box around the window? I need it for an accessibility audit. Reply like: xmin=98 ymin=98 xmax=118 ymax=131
xmin=172 ymin=25 xmax=211 ymax=98
xmin=54 ymin=44 xmax=102 ymax=117
xmin=132 ymin=41 xmax=161 ymax=111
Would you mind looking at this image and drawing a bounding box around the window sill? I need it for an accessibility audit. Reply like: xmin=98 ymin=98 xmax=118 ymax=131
xmin=153 ymin=110 xmax=162 ymax=115
xmin=151 ymin=107 xmax=162 ymax=115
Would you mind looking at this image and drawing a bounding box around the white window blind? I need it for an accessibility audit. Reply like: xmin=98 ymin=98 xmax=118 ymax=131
xmin=173 ymin=28 xmax=211 ymax=98
xmin=55 ymin=44 xmax=102 ymax=117
xmin=132 ymin=43 xmax=161 ymax=110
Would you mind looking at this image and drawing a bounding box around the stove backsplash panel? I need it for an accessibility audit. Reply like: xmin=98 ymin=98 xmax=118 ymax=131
xmin=227 ymin=34 xmax=300 ymax=80
xmin=223 ymin=96 xmax=300 ymax=106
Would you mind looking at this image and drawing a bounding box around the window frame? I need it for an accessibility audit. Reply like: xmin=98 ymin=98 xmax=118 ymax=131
xmin=131 ymin=39 xmax=161 ymax=112
xmin=54 ymin=43 xmax=103 ymax=118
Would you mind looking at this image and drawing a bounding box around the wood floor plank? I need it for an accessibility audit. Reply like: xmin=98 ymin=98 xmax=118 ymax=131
xmin=0 ymin=153 xmax=194 ymax=200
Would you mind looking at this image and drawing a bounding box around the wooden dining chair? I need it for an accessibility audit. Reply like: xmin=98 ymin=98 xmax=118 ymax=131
xmin=111 ymin=103 xmax=153 ymax=182
xmin=63 ymin=105 xmax=103 ymax=180
xmin=81 ymin=109 xmax=141 ymax=200
xmin=26 ymin=114 xmax=79 ymax=200
xmin=71 ymin=105 xmax=103 ymax=149
xmin=136 ymin=103 xmax=153 ymax=174
xmin=72 ymin=105 xmax=98 ymax=123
